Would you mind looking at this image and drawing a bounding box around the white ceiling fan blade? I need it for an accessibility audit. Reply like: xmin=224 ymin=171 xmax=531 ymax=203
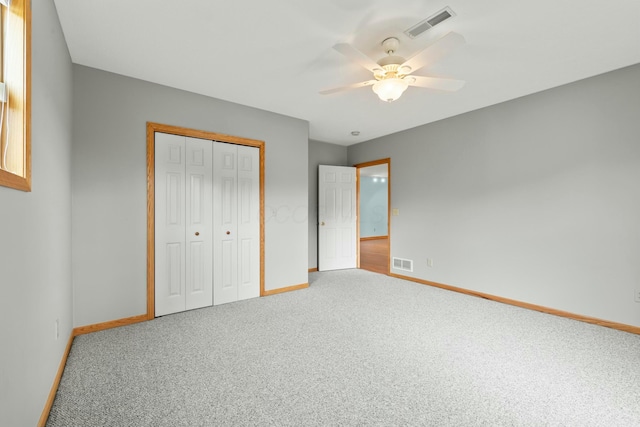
xmin=319 ymin=80 xmax=377 ymax=95
xmin=401 ymin=32 xmax=465 ymax=74
xmin=407 ymin=76 xmax=465 ymax=92
xmin=333 ymin=43 xmax=381 ymax=73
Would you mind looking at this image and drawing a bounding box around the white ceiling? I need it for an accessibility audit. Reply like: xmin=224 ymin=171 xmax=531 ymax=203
xmin=53 ymin=0 xmax=640 ymax=146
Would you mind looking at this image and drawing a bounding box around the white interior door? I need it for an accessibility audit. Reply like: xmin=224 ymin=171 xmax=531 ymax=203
xmin=236 ymin=145 xmax=260 ymax=301
xmin=318 ymin=165 xmax=357 ymax=271
xmin=185 ymin=137 xmax=213 ymax=311
xmin=213 ymin=141 xmax=260 ymax=305
xmin=155 ymin=133 xmax=213 ymax=316
xmin=155 ymin=133 xmax=187 ymax=316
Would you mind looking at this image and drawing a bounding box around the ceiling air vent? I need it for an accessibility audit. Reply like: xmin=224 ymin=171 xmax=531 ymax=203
xmin=404 ymin=6 xmax=456 ymax=39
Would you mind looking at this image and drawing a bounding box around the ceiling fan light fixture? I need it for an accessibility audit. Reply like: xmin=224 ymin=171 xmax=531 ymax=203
xmin=372 ymin=78 xmax=408 ymax=102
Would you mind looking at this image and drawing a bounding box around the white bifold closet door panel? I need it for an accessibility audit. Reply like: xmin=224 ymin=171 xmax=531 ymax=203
xmin=213 ymin=141 xmax=260 ymax=305
xmin=155 ymin=133 xmax=213 ymax=316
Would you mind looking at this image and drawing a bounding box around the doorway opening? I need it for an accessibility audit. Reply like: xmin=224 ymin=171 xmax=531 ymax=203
xmin=355 ymin=159 xmax=390 ymax=275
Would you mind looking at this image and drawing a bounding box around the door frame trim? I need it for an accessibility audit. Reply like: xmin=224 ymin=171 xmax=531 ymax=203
xmin=354 ymin=158 xmax=391 ymax=274
xmin=146 ymin=122 xmax=265 ymax=319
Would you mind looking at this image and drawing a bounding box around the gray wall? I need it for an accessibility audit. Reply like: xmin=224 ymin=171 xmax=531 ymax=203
xmin=349 ymin=63 xmax=640 ymax=328
xmin=0 ymin=0 xmax=73 ymax=425
xmin=308 ymin=140 xmax=348 ymax=269
xmin=72 ymin=66 xmax=309 ymax=327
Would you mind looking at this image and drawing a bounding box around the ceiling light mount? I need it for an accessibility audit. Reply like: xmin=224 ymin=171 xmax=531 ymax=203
xmin=381 ymin=37 xmax=399 ymax=55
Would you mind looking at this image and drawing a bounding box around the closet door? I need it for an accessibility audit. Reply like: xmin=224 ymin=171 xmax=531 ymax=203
xmin=155 ymin=133 xmax=187 ymax=316
xmin=185 ymin=137 xmax=213 ymax=310
xmin=236 ymin=145 xmax=260 ymax=301
xmin=213 ymin=142 xmax=238 ymax=305
xmin=213 ymin=142 xmax=260 ymax=305
xmin=155 ymin=133 xmax=213 ymax=316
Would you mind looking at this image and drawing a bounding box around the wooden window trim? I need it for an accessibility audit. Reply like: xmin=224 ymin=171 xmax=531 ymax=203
xmin=0 ymin=0 xmax=31 ymax=192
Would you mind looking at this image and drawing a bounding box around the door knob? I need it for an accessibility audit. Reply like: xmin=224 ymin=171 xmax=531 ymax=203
xmin=195 ymin=232 xmax=200 ymax=236
xmin=320 ymin=222 xmax=325 ymax=226
xmin=226 ymin=231 xmax=231 ymax=235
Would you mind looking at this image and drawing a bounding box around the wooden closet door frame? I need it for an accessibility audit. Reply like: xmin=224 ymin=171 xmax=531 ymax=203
xmin=146 ymin=122 xmax=265 ymax=319
xmin=354 ymin=158 xmax=391 ymax=274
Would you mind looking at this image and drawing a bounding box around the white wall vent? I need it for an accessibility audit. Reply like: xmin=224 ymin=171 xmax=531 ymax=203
xmin=392 ymin=257 xmax=413 ymax=272
xmin=404 ymin=7 xmax=456 ymax=39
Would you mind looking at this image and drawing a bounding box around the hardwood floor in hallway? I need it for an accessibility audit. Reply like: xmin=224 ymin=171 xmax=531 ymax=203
xmin=359 ymin=237 xmax=389 ymax=275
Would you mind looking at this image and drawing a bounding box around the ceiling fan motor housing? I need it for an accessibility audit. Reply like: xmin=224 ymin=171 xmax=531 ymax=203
xmin=375 ymin=62 xmax=412 ymax=81
xmin=377 ymin=55 xmax=405 ymax=67
xmin=376 ymin=37 xmax=410 ymax=79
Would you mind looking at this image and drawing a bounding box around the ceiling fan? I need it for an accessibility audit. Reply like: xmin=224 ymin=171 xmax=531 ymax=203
xmin=320 ymin=31 xmax=466 ymax=102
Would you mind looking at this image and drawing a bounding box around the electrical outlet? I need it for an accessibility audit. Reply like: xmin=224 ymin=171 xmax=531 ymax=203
xmin=55 ymin=319 xmax=59 ymax=340
xmin=427 ymin=258 xmax=433 ymax=267
xmin=635 ymin=289 xmax=640 ymax=303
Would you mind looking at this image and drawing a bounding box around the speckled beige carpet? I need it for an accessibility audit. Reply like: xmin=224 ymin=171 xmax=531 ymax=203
xmin=47 ymin=269 xmax=640 ymax=426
